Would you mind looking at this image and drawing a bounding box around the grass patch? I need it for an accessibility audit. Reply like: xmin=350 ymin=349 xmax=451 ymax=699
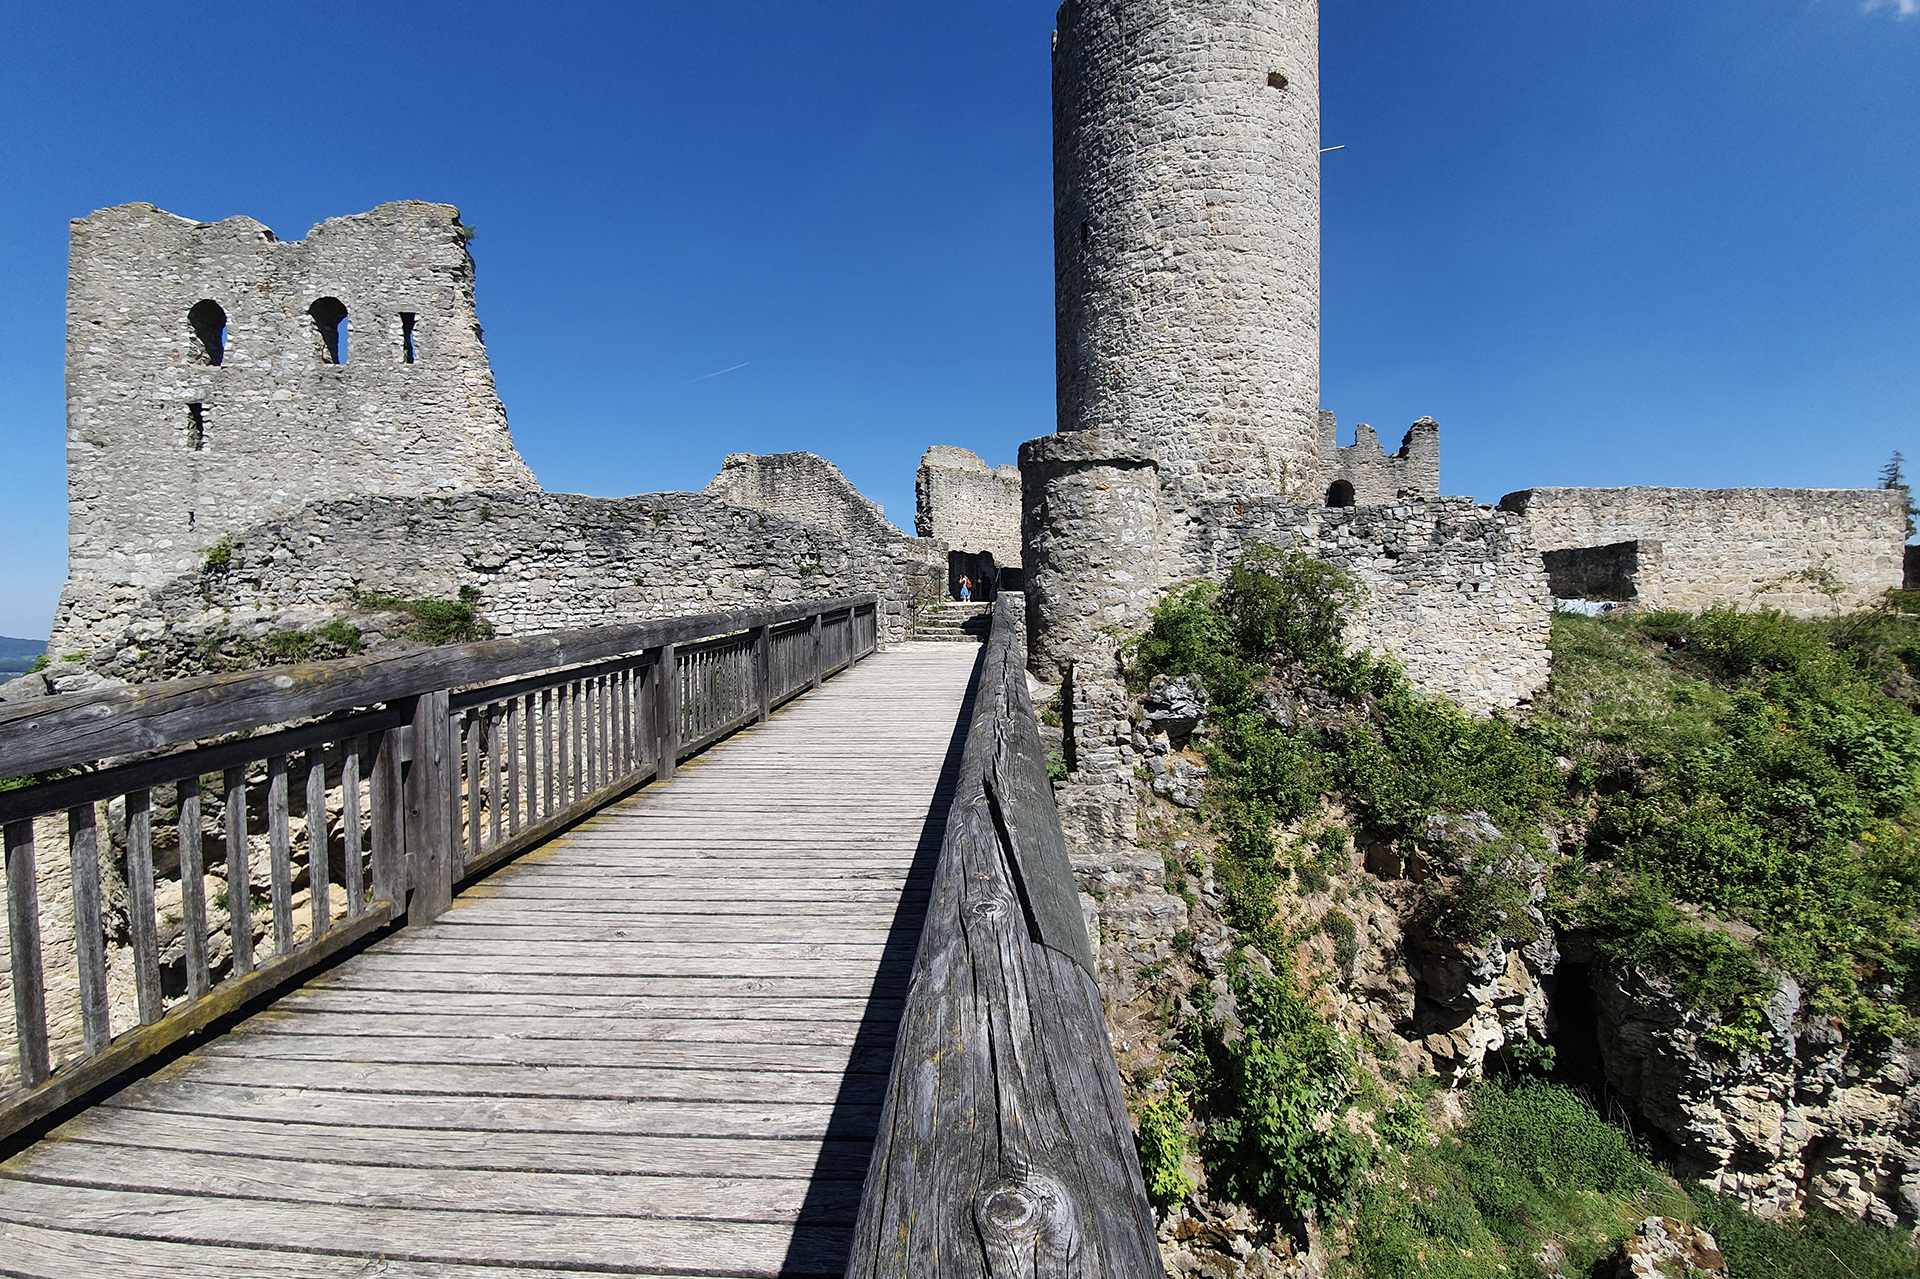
xmin=353 ymin=586 xmax=493 ymax=645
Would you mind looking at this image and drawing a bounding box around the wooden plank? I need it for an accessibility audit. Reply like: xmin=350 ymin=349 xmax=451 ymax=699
xmin=340 ymin=735 xmax=363 ymax=920
xmin=163 ymin=1056 xmax=887 ymax=1104
xmin=305 ymin=748 xmax=330 ymax=940
xmin=223 ymin=766 xmax=252 ymax=976
xmin=487 ymin=705 xmax=503 ymax=850
xmin=198 ymin=1032 xmax=890 ymax=1074
xmin=43 ymin=1110 xmax=872 ymax=1179
xmin=465 ymin=707 xmax=482 ymax=868
xmin=175 ymin=779 xmax=211 ymax=1001
xmin=370 ymin=728 xmax=404 ymax=910
xmin=849 ymin=594 xmax=1161 ymax=1279
xmin=98 ymin=1078 xmax=872 ymax=1140
xmin=656 ymin=642 xmax=679 ymax=781
xmin=0 ymin=1181 xmax=852 ymax=1277
xmin=67 ymin=805 xmax=110 ymax=1056
xmin=266 ymin=755 xmax=293 ymax=955
xmin=0 ymin=595 xmax=877 ymax=780
xmin=405 ymin=690 xmax=454 ymax=922
xmin=506 ymin=694 xmax=523 ymax=838
xmin=0 ymin=1221 xmax=754 ymax=1279
xmin=0 ymin=706 xmax=406 ymax=831
xmin=234 ymin=1012 xmax=895 ymax=1045
xmin=4 ymin=1143 xmax=863 ymax=1224
xmin=4 ymin=820 xmax=50 ymax=1087
xmin=124 ymin=788 xmax=163 ymax=1025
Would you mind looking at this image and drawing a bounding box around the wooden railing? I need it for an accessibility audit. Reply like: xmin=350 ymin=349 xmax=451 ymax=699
xmin=0 ymin=596 xmax=877 ymax=1143
xmin=848 ymin=592 xmax=1163 ymax=1277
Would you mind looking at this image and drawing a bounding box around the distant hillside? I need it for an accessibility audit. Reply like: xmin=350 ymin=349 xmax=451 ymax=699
xmin=0 ymin=636 xmax=47 ymax=682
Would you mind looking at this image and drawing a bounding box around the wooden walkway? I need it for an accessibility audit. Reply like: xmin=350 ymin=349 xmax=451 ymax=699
xmin=0 ymin=643 xmax=981 ymax=1278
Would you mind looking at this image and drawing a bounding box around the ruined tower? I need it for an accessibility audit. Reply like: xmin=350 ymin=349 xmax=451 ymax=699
xmin=1051 ymin=0 xmax=1321 ymax=501
xmin=55 ymin=201 xmax=537 ymax=650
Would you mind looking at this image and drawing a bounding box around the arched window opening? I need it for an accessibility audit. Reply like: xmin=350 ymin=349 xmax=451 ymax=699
xmin=401 ymin=312 xmax=417 ymax=364
xmin=188 ymin=300 xmax=226 ymax=366
xmin=1326 ymin=480 xmax=1355 ymax=508
xmin=309 ymin=297 xmax=349 ymax=364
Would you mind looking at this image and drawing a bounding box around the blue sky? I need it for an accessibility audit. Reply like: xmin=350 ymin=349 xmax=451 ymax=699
xmin=0 ymin=2 xmax=1914 ymax=639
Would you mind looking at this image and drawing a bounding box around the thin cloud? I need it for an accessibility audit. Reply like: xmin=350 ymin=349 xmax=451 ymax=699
xmin=676 ymin=361 xmax=750 ymax=387
xmin=1863 ymin=0 xmax=1918 ymax=16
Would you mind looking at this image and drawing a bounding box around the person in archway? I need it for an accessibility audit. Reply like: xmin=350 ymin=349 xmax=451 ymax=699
xmin=981 ymin=563 xmax=997 ymax=603
xmin=958 ymin=574 xmax=972 ymax=603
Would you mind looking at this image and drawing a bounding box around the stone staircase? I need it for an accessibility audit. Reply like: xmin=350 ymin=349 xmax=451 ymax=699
xmin=915 ymin=600 xmax=995 ymax=643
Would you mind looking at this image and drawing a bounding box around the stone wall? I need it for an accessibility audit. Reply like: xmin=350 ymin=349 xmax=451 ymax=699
xmin=1052 ymin=0 xmax=1322 ymax=504
xmin=1022 ymin=435 xmax=1552 ymax=715
xmin=56 ymin=487 xmax=941 ymax=691
xmin=56 ymin=202 xmax=537 ymax=656
xmin=914 ymin=446 xmax=1022 ymax=567
xmin=1318 ymin=413 xmax=1441 ymax=507
xmin=702 ymin=451 xmax=920 ymax=554
xmin=1501 ymin=487 xmax=1908 ymax=616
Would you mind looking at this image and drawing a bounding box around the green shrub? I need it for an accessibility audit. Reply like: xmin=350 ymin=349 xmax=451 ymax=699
xmin=1688 ymin=1185 xmax=1920 ymax=1279
xmin=1135 ymin=1086 xmax=1197 ymax=1213
xmin=1196 ymin=958 xmax=1370 ymax=1224
xmin=202 ymin=533 xmax=236 ymax=571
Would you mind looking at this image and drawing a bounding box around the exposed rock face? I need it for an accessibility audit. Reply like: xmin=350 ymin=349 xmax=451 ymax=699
xmin=1596 ymin=1216 xmax=1728 ymax=1279
xmin=1590 ymin=957 xmax=1920 ymax=1227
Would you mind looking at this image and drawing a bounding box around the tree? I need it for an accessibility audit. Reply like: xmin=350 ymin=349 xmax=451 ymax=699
xmin=1881 ymin=452 xmax=1916 ymax=540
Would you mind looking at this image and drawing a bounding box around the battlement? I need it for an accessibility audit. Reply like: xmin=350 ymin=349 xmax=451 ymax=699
xmin=1317 ymin=412 xmax=1441 ymax=506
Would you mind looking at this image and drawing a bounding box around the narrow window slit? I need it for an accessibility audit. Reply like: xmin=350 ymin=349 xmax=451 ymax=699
xmin=400 ymin=312 xmax=417 ymax=364
xmin=187 ymin=402 xmax=206 ymax=451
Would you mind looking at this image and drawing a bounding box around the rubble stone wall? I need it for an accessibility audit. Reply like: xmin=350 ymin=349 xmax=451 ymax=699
xmin=1162 ymin=493 xmax=1552 ymax=713
xmin=914 ymin=446 xmax=1021 ymax=566
xmin=57 ymin=202 xmax=536 ymax=655
xmin=67 ymin=489 xmax=941 ymax=690
xmin=701 ymin=451 xmax=920 ymax=553
xmin=1318 ymin=413 xmax=1442 ymax=506
xmin=1502 ymin=486 xmax=1908 ymax=616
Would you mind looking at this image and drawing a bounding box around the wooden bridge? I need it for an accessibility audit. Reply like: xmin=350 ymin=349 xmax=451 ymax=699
xmin=0 ymin=597 xmax=1161 ymax=1277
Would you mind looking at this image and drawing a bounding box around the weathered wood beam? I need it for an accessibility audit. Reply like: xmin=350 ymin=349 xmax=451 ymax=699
xmin=848 ymin=593 xmax=1162 ymax=1279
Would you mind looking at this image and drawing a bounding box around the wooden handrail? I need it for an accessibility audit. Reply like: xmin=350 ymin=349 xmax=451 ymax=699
xmin=0 ymin=596 xmax=876 ymax=780
xmin=0 ymin=596 xmax=879 ymax=1145
xmin=848 ymin=592 xmax=1164 ymax=1278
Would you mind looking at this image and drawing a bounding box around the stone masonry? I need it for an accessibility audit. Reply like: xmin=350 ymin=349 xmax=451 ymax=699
xmin=63 ymin=487 xmax=941 ymax=690
xmin=1053 ymin=0 xmax=1323 ymax=505
xmin=41 ymin=203 xmax=948 ymax=686
xmin=914 ymin=446 xmax=1022 ymax=569
xmin=1319 ymin=412 xmax=1441 ymax=507
xmin=1503 ymin=486 xmax=1908 ymax=616
xmin=55 ymin=202 xmax=537 ymax=655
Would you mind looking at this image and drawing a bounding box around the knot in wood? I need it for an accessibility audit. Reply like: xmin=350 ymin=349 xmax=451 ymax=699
xmin=980 ymin=1182 xmax=1042 ymax=1233
xmin=972 ymin=896 xmax=1010 ymax=920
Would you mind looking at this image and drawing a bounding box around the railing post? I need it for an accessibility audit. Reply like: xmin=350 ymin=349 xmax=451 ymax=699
xmin=653 ymin=643 xmax=680 ymax=781
xmin=810 ymin=612 xmax=823 ymax=690
xmin=755 ymin=624 xmax=773 ymax=723
xmin=370 ymin=726 xmax=405 ymax=908
xmin=5 ymin=820 xmax=49 ymax=1088
xmin=403 ymin=688 xmax=455 ymax=922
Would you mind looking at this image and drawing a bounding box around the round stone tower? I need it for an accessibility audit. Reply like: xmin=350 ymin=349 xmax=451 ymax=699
xmin=1052 ymin=0 xmax=1321 ymax=503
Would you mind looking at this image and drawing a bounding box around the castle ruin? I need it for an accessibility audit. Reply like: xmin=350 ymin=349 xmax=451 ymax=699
xmin=39 ymin=203 xmax=947 ymax=693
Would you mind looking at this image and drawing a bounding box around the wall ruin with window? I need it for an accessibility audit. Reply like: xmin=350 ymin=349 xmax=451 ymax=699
xmin=56 ymin=201 xmax=539 ymax=655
